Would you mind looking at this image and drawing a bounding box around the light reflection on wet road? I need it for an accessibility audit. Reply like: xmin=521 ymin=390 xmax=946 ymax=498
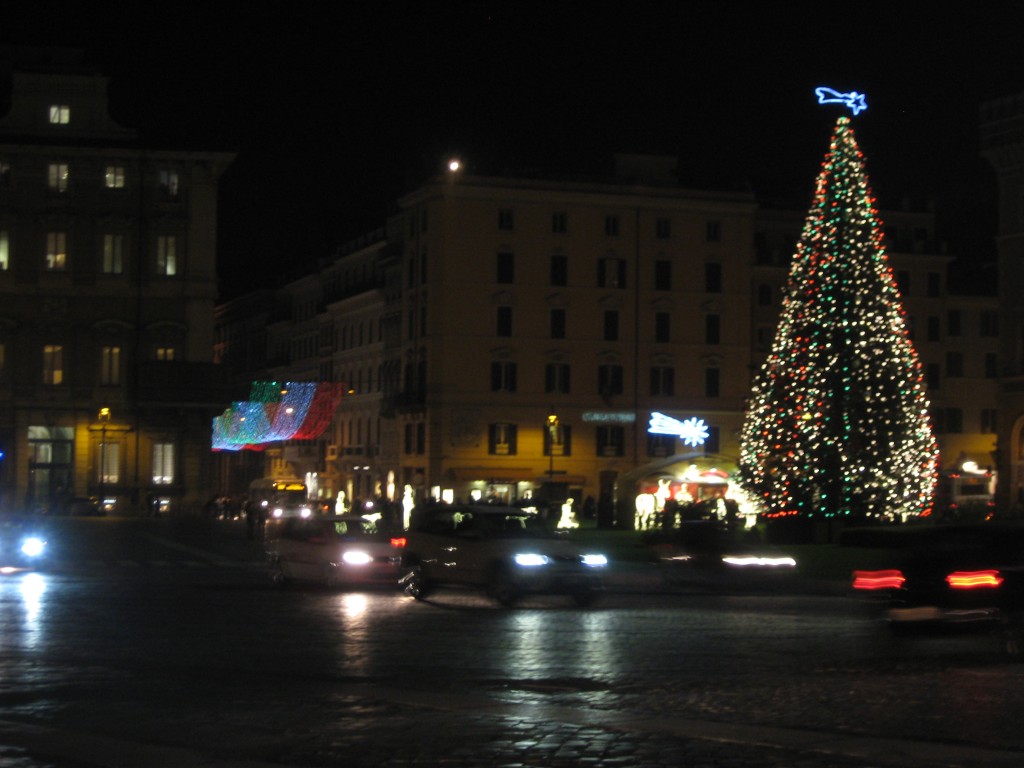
xmin=1 ymin=557 xmax=1024 ymax=766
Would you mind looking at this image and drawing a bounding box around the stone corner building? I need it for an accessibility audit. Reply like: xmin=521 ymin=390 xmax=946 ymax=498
xmin=0 ymin=47 xmax=234 ymax=514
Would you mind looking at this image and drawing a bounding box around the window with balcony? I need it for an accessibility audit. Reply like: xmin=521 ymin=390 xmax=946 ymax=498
xmin=596 ymin=425 xmax=624 ymax=457
xmin=488 ymin=423 xmax=518 ymax=455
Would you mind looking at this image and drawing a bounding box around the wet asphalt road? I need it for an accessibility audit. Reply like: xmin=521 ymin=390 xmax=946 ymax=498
xmin=1 ymin=516 xmax=1023 ymax=768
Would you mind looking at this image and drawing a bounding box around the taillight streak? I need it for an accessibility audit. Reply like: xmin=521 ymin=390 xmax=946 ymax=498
xmin=852 ymin=569 xmax=905 ymax=590
xmin=946 ymin=570 xmax=1003 ymax=589
xmin=390 ymin=537 xmax=407 ymax=548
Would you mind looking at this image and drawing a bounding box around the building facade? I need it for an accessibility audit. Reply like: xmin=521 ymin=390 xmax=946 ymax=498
xmin=0 ymin=49 xmax=234 ymax=514
xmin=982 ymin=92 xmax=1024 ymax=509
xmin=215 ymin=154 xmax=997 ymax=524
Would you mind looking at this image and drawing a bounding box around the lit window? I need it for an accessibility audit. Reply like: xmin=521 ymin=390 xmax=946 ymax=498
xmin=155 ymin=347 xmax=176 ymax=361
xmin=48 ymin=105 xmax=70 ymax=125
xmin=100 ymin=346 xmax=121 ymax=385
xmin=159 ymin=170 xmax=179 ymax=198
xmin=46 ymin=232 xmax=67 ymax=271
xmin=488 ymin=424 xmax=517 ymax=456
xmin=104 ymin=166 xmax=125 ymax=189
xmin=152 ymin=442 xmax=175 ymax=484
xmin=43 ymin=344 xmax=64 ymax=385
xmin=102 ymin=234 xmax=123 ymax=274
xmin=0 ymin=161 xmax=10 ymax=185
xmin=156 ymin=235 xmax=177 ymax=275
xmin=0 ymin=230 xmax=9 ymax=270
xmin=97 ymin=442 xmax=119 ymax=484
xmin=48 ymin=163 xmax=69 ymax=192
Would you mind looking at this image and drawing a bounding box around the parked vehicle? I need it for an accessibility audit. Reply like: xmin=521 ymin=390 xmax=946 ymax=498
xmin=401 ymin=503 xmax=607 ymax=606
xmin=264 ymin=515 xmax=404 ymax=587
xmin=849 ymin=522 xmax=1024 ymax=656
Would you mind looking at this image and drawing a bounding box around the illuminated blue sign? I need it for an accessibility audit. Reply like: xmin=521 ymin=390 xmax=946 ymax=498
xmin=814 ymin=86 xmax=867 ymax=115
xmin=648 ymin=412 xmax=710 ymax=447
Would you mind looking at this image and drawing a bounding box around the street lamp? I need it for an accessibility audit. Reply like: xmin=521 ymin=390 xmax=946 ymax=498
xmin=98 ymin=407 xmax=110 ymax=509
xmin=546 ymin=409 xmax=559 ymax=484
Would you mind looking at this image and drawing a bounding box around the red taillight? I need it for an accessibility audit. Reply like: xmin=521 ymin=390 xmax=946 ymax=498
xmin=390 ymin=537 xmax=407 ymax=549
xmin=852 ymin=569 xmax=906 ymax=590
xmin=946 ymin=570 xmax=1003 ymax=589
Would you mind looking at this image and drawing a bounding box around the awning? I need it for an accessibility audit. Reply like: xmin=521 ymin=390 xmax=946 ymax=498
xmin=446 ymin=466 xmax=535 ymax=482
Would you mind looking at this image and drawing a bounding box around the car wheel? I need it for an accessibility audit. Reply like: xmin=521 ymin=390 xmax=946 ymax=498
xmin=403 ymin=565 xmax=431 ymax=600
xmin=490 ymin=565 xmax=520 ymax=607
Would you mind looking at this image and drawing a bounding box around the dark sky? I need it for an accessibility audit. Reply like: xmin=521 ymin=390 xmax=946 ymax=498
xmin=3 ymin=2 xmax=1024 ymax=298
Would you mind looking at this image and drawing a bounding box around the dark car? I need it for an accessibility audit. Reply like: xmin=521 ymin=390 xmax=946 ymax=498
xmin=849 ymin=522 xmax=1024 ymax=656
xmin=401 ymin=503 xmax=607 ymax=606
xmin=0 ymin=515 xmax=49 ymax=572
xmin=644 ymin=520 xmax=797 ymax=590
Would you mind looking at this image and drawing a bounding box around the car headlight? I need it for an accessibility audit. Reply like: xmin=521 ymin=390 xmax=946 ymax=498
xmin=272 ymin=507 xmax=284 ymax=518
xmin=299 ymin=507 xmax=312 ymax=518
xmin=20 ymin=537 xmax=46 ymax=558
xmin=581 ymin=554 xmax=608 ymax=568
xmin=721 ymin=555 xmax=796 ymax=568
xmin=513 ymin=553 xmax=551 ymax=567
xmin=342 ymin=550 xmax=372 ymax=566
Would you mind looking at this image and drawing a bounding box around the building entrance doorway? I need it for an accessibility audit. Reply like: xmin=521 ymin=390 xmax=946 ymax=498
xmin=27 ymin=426 xmax=73 ymax=512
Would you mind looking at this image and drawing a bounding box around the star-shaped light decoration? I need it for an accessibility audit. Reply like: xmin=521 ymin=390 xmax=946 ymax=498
xmin=648 ymin=412 xmax=710 ymax=447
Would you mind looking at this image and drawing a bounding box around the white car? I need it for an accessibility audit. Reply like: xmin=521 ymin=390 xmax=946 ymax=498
xmin=401 ymin=504 xmax=607 ymax=606
xmin=265 ymin=515 xmax=405 ymax=588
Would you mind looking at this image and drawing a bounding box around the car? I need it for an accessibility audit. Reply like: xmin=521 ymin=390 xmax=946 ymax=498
xmin=0 ymin=514 xmax=49 ymax=573
xmin=849 ymin=522 xmax=1024 ymax=655
xmin=264 ymin=515 xmax=405 ymax=588
xmin=644 ymin=520 xmax=797 ymax=590
xmin=400 ymin=503 xmax=607 ymax=606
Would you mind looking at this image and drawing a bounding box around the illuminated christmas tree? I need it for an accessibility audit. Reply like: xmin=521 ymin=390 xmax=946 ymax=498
xmin=738 ymin=115 xmax=938 ymax=522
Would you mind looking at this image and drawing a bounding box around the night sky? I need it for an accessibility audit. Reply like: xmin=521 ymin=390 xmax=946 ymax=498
xmin=3 ymin=2 xmax=1024 ymax=299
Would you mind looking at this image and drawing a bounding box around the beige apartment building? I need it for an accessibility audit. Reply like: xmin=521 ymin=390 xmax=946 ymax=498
xmin=0 ymin=49 xmax=234 ymax=514
xmin=215 ymin=155 xmax=997 ymax=524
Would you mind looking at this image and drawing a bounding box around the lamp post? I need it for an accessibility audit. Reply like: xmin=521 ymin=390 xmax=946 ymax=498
xmin=98 ymin=407 xmax=110 ymax=510
xmin=546 ymin=408 xmax=559 ymax=485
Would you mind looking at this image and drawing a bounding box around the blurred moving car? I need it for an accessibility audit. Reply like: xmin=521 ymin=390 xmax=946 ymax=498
xmin=645 ymin=521 xmax=797 ymax=590
xmin=264 ymin=515 xmax=405 ymax=588
xmin=850 ymin=522 xmax=1024 ymax=655
xmin=400 ymin=503 xmax=607 ymax=606
xmin=0 ymin=515 xmax=49 ymax=573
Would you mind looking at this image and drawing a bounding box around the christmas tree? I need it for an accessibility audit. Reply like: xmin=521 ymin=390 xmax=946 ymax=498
xmin=738 ymin=115 xmax=938 ymax=522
